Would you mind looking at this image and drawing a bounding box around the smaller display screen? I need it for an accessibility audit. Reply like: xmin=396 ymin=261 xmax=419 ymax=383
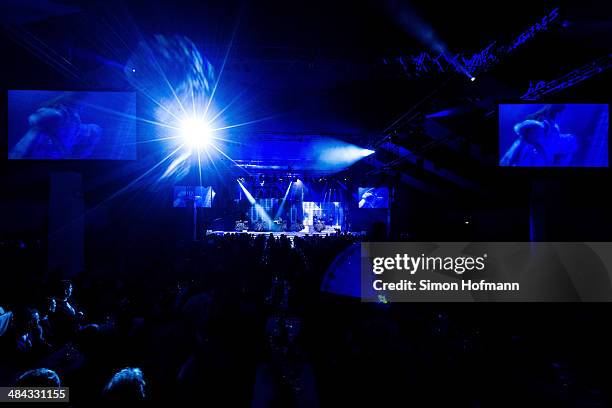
xmin=358 ymin=187 xmax=389 ymax=209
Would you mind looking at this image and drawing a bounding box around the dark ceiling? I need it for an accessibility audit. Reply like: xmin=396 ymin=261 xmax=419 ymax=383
xmin=1 ymin=0 xmax=611 ymax=196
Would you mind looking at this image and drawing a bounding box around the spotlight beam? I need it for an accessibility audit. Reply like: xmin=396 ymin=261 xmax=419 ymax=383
xmin=100 ymin=144 xmax=184 ymax=205
xmin=210 ymin=115 xmax=277 ymax=132
xmin=209 ymin=143 xmax=250 ymax=174
xmin=237 ymin=180 xmax=273 ymax=225
xmin=207 ymin=87 xmax=248 ymax=125
xmin=143 ymin=41 xmax=190 ymax=118
xmin=77 ymin=101 xmax=182 ymax=132
xmin=196 ymin=148 xmax=203 ymax=187
xmin=204 ymin=16 xmax=240 ymax=118
xmin=274 ymin=181 xmax=293 ymax=220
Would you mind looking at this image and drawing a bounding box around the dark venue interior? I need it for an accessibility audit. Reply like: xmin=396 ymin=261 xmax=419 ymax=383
xmin=1 ymin=0 xmax=611 ymax=406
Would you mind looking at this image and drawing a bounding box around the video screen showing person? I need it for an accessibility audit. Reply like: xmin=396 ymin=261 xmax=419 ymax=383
xmin=499 ymin=104 xmax=608 ymax=167
xmin=173 ymin=186 xmax=215 ymax=208
xmin=358 ymin=187 xmax=389 ymax=208
xmin=8 ymin=90 xmax=137 ymax=160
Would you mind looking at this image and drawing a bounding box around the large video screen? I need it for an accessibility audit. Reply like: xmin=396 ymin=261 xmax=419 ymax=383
xmin=358 ymin=187 xmax=389 ymax=209
xmin=173 ymin=186 xmax=215 ymax=208
xmin=499 ymin=103 xmax=608 ymax=167
xmin=8 ymin=90 xmax=137 ymax=160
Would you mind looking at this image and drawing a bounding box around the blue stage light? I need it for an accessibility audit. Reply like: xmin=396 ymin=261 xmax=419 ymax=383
xmin=318 ymin=144 xmax=374 ymax=168
xmin=274 ymin=181 xmax=293 ymax=219
xmin=238 ymin=179 xmax=273 ymax=224
xmin=179 ymin=117 xmax=213 ymax=148
xmin=362 ymin=149 xmax=376 ymax=157
xmin=470 ymin=76 xmax=476 ymax=82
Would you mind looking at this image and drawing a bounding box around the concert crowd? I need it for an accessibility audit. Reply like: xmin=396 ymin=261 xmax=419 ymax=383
xmin=1 ymin=232 xmax=610 ymax=406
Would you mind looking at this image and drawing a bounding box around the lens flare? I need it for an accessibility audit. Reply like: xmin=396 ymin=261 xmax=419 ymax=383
xmin=180 ymin=117 xmax=213 ymax=148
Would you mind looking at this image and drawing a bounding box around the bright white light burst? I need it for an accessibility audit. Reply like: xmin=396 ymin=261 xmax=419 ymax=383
xmin=180 ymin=117 xmax=213 ymax=148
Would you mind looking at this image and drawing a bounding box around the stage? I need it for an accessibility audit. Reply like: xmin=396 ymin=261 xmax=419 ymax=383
xmin=207 ymin=230 xmax=362 ymax=239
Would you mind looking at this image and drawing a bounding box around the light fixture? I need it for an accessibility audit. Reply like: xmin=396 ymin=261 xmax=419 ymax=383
xmin=180 ymin=117 xmax=213 ymax=148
